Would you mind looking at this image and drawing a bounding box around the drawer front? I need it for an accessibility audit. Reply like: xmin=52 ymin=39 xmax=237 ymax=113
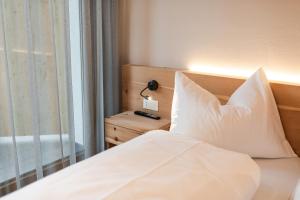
xmin=105 ymin=124 xmax=141 ymax=144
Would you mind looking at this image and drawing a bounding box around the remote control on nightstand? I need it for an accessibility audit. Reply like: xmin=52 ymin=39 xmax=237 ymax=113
xmin=134 ymin=110 xmax=160 ymax=120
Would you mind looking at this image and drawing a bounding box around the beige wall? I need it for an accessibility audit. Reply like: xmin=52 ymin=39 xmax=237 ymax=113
xmin=120 ymin=0 xmax=300 ymax=84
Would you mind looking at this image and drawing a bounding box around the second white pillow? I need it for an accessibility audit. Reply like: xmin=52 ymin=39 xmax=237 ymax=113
xmin=170 ymin=69 xmax=296 ymax=158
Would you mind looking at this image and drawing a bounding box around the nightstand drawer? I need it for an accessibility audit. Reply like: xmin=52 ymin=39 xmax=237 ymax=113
xmin=104 ymin=111 xmax=170 ymax=149
xmin=105 ymin=124 xmax=141 ymax=143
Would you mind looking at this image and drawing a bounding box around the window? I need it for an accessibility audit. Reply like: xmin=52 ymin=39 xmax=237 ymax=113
xmin=0 ymin=0 xmax=84 ymax=196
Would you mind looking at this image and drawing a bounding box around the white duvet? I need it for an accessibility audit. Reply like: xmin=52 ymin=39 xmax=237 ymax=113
xmin=293 ymin=180 xmax=300 ymax=200
xmin=2 ymin=131 xmax=260 ymax=200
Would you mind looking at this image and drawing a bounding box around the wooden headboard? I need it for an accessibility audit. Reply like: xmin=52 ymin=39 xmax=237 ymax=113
xmin=122 ymin=64 xmax=300 ymax=156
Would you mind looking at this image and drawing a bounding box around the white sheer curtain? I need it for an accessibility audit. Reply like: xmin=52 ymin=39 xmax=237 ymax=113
xmin=0 ymin=0 xmax=120 ymax=197
xmin=0 ymin=0 xmax=90 ymax=196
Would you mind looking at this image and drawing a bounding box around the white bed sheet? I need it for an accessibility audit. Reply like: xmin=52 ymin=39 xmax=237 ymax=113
xmin=253 ymin=157 xmax=300 ymax=200
xmin=293 ymin=180 xmax=300 ymax=200
xmin=2 ymin=131 xmax=260 ymax=200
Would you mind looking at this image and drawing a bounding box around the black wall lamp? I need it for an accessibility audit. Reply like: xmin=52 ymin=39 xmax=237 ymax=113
xmin=140 ymin=80 xmax=159 ymax=99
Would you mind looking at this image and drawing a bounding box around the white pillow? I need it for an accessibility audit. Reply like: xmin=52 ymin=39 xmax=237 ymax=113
xmin=170 ymin=69 xmax=296 ymax=158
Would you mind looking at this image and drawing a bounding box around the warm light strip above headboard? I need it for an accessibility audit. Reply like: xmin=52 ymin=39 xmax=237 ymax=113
xmin=188 ymin=64 xmax=300 ymax=85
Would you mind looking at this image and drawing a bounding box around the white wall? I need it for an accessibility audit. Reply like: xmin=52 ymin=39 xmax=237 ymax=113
xmin=120 ymin=0 xmax=300 ymax=84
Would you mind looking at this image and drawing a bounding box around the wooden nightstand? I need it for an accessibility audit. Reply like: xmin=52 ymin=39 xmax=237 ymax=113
xmin=104 ymin=111 xmax=171 ymax=148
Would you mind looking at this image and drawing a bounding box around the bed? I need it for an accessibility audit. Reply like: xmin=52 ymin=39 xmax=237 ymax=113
xmin=121 ymin=64 xmax=300 ymax=199
xmin=1 ymin=65 xmax=300 ymax=200
xmin=2 ymin=132 xmax=299 ymax=200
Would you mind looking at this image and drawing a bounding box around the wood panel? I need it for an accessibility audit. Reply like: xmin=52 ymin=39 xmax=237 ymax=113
xmin=122 ymin=64 xmax=300 ymax=156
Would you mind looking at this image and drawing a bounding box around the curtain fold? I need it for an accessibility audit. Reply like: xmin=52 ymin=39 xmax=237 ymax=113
xmin=80 ymin=0 xmax=96 ymax=157
xmin=24 ymin=0 xmax=44 ymax=180
xmin=63 ymin=0 xmax=76 ymax=166
xmin=94 ymin=0 xmax=106 ymax=153
xmin=0 ymin=1 xmax=21 ymax=190
xmin=89 ymin=0 xmax=120 ymax=152
xmin=48 ymin=0 xmax=65 ymax=167
xmin=102 ymin=0 xmax=120 ymax=117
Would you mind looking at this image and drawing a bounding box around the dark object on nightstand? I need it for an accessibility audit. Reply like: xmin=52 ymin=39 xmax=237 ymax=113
xmin=134 ymin=110 xmax=160 ymax=120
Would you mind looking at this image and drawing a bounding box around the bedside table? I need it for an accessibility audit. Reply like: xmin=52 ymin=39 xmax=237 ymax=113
xmin=104 ymin=111 xmax=170 ymax=148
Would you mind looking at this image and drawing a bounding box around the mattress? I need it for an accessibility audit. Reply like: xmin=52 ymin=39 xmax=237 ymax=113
xmin=253 ymin=157 xmax=300 ymax=200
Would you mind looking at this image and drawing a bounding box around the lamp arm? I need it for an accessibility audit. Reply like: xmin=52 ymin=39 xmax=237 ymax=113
xmin=140 ymin=86 xmax=149 ymax=99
